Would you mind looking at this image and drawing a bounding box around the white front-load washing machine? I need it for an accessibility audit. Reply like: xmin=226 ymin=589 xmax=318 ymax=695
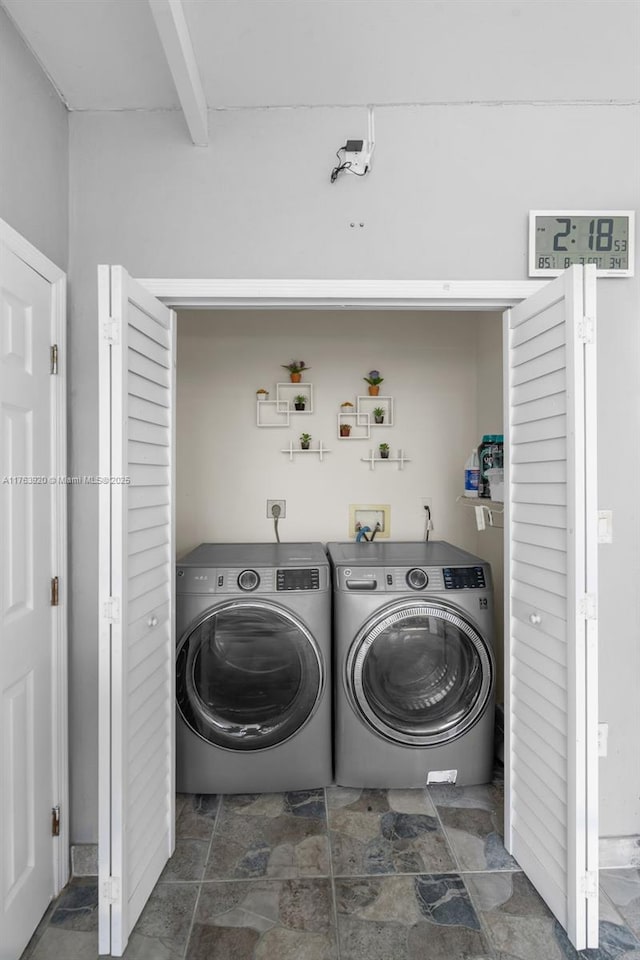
xmin=328 ymin=540 xmax=496 ymax=788
xmin=176 ymin=542 xmax=332 ymax=793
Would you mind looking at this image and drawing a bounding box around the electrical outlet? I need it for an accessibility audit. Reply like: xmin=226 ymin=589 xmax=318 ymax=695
xmin=267 ymin=499 xmax=286 ymax=519
xmin=598 ymin=722 xmax=608 ymax=757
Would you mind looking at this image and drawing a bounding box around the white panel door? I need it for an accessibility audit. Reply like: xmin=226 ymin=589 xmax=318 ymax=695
xmin=98 ymin=266 xmax=176 ymax=957
xmin=0 ymin=246 xmax=55 ymax=959
xmin=504 ymin=265 xmax=598 ymax=950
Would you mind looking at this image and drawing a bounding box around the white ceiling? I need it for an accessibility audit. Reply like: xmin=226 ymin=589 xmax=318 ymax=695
xmin=2 ymin=0 xmax=639 ymax=112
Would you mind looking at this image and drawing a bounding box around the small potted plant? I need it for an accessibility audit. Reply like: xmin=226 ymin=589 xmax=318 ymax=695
xmin=256 ymin=388 xmax=269 ymax=401
xmin=293 ymin=394 xmax=307 ymax=411
xmin=340 ymin=400 xmax=354 ymax=412
xmin=339 ymin=423 xmax=352 ymax=437
xmin=300 ymin=432 xmax=312 ymax=450
xmin=379 ymin=442 xmax=390 ymax=459
xmin=364 ymin=370 xmax=384 ymax=396
xmin=372 ymin=406 xmax=385 ymax=424
xmin=282 ymin=360 xmax=311 ymax=383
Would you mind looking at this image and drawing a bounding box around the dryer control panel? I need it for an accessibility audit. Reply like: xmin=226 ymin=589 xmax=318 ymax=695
xmin=177 ymin=565 xmax=329 ymax=594
xmin=277 ymin=568 xmax=320 ymax=591
xmin=443 ymin=566 xmax=487 ymax=589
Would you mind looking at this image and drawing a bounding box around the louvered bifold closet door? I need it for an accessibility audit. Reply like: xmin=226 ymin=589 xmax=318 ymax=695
xmin=503 ymin=265 xmax=598 ymax=951
xmin=98 ymin=266 xmax=176 ymax=957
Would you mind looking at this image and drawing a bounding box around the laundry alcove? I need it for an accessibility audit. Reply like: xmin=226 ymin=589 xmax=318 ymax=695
xmin=98 ymin=268 xmax=598 ymax=955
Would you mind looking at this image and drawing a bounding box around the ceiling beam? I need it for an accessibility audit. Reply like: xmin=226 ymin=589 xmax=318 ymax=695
xmin=148 ymin=0 xmax=208 ymax=146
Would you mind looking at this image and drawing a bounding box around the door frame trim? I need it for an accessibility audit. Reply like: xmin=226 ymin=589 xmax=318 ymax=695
xmin=0 ymin=218 xmax=69 ymax=894
xmin=138 ymin=277 xmax=546 ymax=309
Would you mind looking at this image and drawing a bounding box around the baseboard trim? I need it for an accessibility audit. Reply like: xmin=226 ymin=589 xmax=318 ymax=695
xmin=599 ymin=835 xmax=640 ymax=869
xmin=71 ymin=843 xmax=98 ymax=876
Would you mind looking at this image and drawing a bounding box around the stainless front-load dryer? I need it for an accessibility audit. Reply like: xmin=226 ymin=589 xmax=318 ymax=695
xmin=328 ymin=540 xmax=496 ymax=788
xmin=176 ymin=542 xmax=332 ymax=793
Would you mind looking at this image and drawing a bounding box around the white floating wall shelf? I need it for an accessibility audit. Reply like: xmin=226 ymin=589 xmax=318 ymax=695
xmin=356 ymin=395 xmax=394 ymax=426
xmin=337 ymin=411 xmax=370 ymax=439
xmin=257 ymin=382 xmax=313 ymax=425
xmin=256 ymin=399 xmax=290 ymax=427
xmin=361 ymin=449 xmax=411 ymax=470
xmin=281 ymin=440 xmax=331 ymax=461
xmin=276 ymin=382 xmax=313 ymax=413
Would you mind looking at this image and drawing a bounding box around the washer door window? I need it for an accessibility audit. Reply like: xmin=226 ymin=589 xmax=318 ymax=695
xmin=177 ymin=600 xmax=323 ymax=750
xmin=348 ymin=601 xmax=494 ymax=746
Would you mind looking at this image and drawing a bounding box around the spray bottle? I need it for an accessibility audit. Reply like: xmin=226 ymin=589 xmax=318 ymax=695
xmin=464 ymin=448 xmax=480 ymax=497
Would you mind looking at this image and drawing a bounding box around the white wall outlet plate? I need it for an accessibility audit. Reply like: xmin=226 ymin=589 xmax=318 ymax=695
xmin=266 ymin=499 xmax=286 ymax=519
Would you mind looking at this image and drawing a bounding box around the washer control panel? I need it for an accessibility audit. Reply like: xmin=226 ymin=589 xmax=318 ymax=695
xmin=340 ymin=566 xmax=445 ymax=591
xmin=338 ymin=565 xmax=488 ymax=592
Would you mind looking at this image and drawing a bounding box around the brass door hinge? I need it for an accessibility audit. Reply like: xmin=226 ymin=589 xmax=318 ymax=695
xmin=50 ymin=344 xmax=58 ymax=375
xmin=50 ymin=577 xmax=59 ymax=607
xmin=51 ymin=805 xmax=60 ymax=837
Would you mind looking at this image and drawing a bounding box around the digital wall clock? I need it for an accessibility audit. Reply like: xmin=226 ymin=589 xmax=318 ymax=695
xmin=529 ymin=210 xmax=635 ymax=278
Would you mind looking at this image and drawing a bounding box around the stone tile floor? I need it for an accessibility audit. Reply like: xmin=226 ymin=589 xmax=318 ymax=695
xmin=21 ymin=781 xmax=640 ymax=959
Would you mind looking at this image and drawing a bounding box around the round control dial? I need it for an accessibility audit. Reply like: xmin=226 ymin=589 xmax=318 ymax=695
xmin=406 ymin=567 xmax=429 ymax=590
xmin=237 ymin=569 xmax=260 ymax=591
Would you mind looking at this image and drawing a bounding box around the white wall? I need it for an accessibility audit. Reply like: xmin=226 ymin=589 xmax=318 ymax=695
xmin=0 ymin=6 xmax=68 ymax=268
xmin=176 ymin=308 xmax=498 ymax=552
xmin=64 ymin=32 xmax=640 ymax=840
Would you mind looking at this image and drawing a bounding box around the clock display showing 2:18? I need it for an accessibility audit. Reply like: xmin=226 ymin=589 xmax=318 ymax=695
xmin=554 ymin=217 xmax=620 ymax=252
xmin=535 ymin=214 xmax=630 ymax=272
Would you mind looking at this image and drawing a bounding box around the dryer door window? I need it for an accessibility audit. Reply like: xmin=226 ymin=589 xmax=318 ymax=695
xmin=177 ymin=600 xmax=324 ymax=751
xmin=348 ymin=601 xmax=494 ymax=746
